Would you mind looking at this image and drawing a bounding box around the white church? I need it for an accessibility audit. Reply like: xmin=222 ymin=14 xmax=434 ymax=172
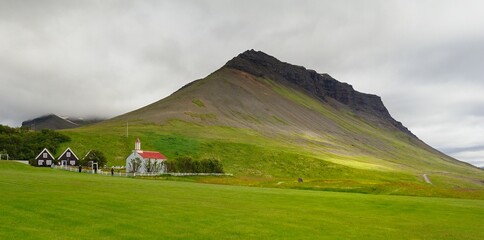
xmin=125 ymin=138 xmax=167 ymax=173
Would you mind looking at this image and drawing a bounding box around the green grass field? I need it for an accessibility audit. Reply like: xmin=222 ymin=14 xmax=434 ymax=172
xmin=1 ymin=161 xmax=483 ymax=239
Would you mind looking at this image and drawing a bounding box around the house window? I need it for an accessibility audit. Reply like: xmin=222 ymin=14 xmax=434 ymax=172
xmin=38 ymin=160 xmax=44 ymax=165
xmin=46 ymin=160 xmax=52 ymax=165
xmin=70 ymin=160 xmax=75 ymax=165
xmin=43 ymin=153 xmax=47 ymax=158
xmin=66 ymin=152 xmax=71 ymax=157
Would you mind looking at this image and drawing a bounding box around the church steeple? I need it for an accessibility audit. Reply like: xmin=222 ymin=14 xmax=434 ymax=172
xmin=135 ymin=138 xmax=141 ymax=151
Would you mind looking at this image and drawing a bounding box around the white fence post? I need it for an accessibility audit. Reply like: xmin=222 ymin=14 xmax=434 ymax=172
xmin=51 ymin=166 xmax=233 ymax=177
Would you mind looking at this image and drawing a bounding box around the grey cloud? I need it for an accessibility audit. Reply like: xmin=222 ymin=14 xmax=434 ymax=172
xmin=442 ymin=145 xmax=484 ymax=155
xmin=392 ymin=39 xmax=484 ymax=83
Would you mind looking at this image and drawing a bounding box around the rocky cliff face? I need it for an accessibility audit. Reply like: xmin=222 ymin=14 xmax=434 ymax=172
xmin=225 ymin=50 xmax=414 ymax=137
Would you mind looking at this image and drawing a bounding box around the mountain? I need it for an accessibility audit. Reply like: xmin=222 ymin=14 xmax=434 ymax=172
xmin=61 ymin=50 xmax=483 ymax=197
xmin=113 ymin=50 xmax=450 ymax=161
xmin=22 ymin=114 xmax=78 ymax=130
xmin=116 ymin=50 xmax=412 ymax=135
xmin=22 ymin=114 xmax=104 ymax=130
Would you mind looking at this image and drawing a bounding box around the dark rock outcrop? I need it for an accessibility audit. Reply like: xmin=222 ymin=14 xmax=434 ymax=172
xmin=225 ymin=49 xmax=414 ymax=137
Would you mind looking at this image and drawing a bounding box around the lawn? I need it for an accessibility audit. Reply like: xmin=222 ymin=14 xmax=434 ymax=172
xmin=1 ymin=161 xmax=483 ymax=239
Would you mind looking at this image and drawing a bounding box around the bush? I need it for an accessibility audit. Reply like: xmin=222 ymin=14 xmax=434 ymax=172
xmin=166 ymin=156 xmax=223 ymax=173
xmin=203 ymin=158 xmax=224 ymax=173
xmin=81 ymin=150 xmax=107 ymax=167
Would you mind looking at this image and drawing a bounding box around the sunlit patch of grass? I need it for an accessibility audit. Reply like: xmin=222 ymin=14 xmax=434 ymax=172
xmin=191 ymin=98 xmax=205 ymax=107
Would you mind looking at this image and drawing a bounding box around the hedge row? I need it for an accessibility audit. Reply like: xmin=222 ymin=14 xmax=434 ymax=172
xmin=166 ymin=157 xmax=223 ymax=173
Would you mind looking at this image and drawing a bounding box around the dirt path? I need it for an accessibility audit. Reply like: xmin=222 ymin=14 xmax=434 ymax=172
xmin=423 ymin=174 xmax=432 ymax=184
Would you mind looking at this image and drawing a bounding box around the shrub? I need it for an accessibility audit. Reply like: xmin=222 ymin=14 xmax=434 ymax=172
xmin=166 ymin=156 xmax=223 ymax=173
xmin=81 ymin=150 xmax=107 ymax=167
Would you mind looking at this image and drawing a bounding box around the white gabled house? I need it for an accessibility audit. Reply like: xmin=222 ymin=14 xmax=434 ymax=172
xmin=126 ymin=138 xmax=167 ymax=173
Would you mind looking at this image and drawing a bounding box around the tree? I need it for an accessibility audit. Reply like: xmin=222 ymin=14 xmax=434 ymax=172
xmin=145 ymin=160 xmax=163 ymax=173
xmin=165 ymin=159 xmax=177 ymax=172
xmin=82 ymin=150 xmax=107 ymax=167
xmin=211 ymin=158 xmax=224 ymax=173
xmin=192 ymin=160 xmax=202 ymax=173
xmin=128 ymin=157 xmax=142 ymax=173
xmin=165 ymin=156 xmax=224 ymax=173
xmin=201 ymin=158 xmax=224 ymax=173
xmin=0 ymin=149 xmax=8 ymax=160
xmin=0 ymin=125 xmax=70 ymax=163
xmin=177 ymin=156 xmax=194 ymax=173
xmin=153 ymin=161 xmax=163 ymax=172
xmin=145 ymin=159 xmax=152 ymax=172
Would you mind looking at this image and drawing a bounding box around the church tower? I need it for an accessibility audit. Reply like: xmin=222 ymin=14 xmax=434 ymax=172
xmin=135 ymin=138 xmax=141 ymax=152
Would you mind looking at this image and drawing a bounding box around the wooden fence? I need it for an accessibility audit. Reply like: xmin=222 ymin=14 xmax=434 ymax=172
xmin=52 ymin=165 xmax=232 ymax=177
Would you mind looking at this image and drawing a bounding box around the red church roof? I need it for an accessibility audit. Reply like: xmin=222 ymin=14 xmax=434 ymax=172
xmin=138 ymin=151 xmax=167 ymax=160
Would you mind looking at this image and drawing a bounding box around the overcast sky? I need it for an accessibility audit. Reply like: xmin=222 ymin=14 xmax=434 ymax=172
xmin=1 ymin=0 xmax=484 ymax=167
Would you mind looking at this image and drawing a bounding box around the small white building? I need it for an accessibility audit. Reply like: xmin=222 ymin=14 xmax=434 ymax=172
xmin=125 ymin=138 xmax=167 ymax=173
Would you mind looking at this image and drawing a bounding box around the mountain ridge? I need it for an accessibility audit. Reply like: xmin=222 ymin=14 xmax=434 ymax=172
xmin=225 ymin=50 xmax=414 ymax=137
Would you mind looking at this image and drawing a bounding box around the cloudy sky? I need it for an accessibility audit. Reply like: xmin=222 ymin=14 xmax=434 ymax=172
xmin=1 ymin=0 xmax=484 ymax=167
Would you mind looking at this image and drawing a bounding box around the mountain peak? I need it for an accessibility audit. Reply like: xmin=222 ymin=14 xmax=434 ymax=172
xmin=225 ymin=50 xmax=413 ymax=136
xmin=230 ymin=49 xmax=278 ymax=65
xmin=225 ymin=49 xmax=305 ymax=78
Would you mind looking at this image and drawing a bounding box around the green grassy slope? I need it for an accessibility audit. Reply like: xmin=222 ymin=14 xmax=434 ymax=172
xmin=59 ymin=120 xmax=484 ymax=198
xmin=1 ymin=161 xmax=483 ymax=239
xmin=58 ymin=68 xmax=483 ymax=197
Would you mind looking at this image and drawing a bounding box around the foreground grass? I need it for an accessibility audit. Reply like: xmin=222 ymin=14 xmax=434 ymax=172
xmin=1 ymin=161 xmax=483 ymax=239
